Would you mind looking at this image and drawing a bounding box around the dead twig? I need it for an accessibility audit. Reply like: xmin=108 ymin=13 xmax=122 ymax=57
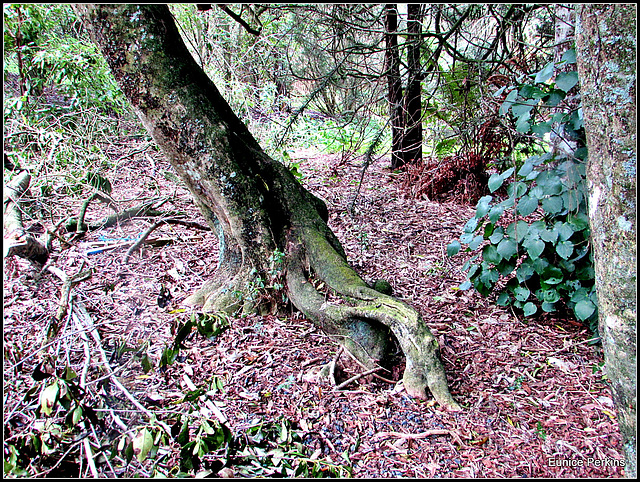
xmin=334 ymin=366 xmax=385 ymax=391
xmin=374 ymin=429 xmax=464 ymax=446
xmin=72 ymin=299 xmax=172 ymax=435
xmin=341 ymin=344 xmax=395 ymax=384
xmin=123 ymin=217 xmax=210 ymax=263
xmin=45 ymin=265 xmax=92 ymax=342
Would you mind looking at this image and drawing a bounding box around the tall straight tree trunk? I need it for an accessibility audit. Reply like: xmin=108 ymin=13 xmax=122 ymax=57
xmin=73 ymin=5 xmax=460 ymax=410
xmin=385 ymin=4 xmax=404 ymax=170
xmin=401 ymin=3 xmax=423 ymax=166
xmin=575 ymin=4 xmax=636 ymax=477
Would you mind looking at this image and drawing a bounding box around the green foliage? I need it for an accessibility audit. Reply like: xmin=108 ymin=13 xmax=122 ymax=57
xmin=232 ymin=249 xmax=288 ymax=307
xmin=160 ymin=312 xmax=230 ymax=370
xmin=448 ymin=56 xmax=598 ymax=331
xmin=4 ymin=4 xmax=128 ymax=115
xmin=229 ymin=418 xmax=352 ymax=477
xmin=3 ymin=4 xmax=141 ymax=222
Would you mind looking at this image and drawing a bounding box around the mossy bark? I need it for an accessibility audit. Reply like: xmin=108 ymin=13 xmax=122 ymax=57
xmin=576 ymin=4 xmax=636 ymax=477
xmin=74 ymin=5 xmax=460 ymax=410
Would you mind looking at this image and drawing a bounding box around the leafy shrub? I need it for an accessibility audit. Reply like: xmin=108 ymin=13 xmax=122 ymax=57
xmin=4 ymin=4 xmax=128 ymax=115
xmin=448 ymin=50 xmax=598 ymax=331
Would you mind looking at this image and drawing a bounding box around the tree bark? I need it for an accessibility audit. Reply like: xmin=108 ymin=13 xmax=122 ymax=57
xmin=385 ymin=5 xmax=404 ymax=169
xmin=575 ymin=4 xmax=636 ymax=477
xmin=401 ymin=4 xmax=423 ymax=167
xmin=73 ymin=5 xmax=460 ymax=410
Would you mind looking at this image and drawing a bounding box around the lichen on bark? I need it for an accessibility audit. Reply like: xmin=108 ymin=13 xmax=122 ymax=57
xmin=576 ymin=4 xmax=636 ymax=476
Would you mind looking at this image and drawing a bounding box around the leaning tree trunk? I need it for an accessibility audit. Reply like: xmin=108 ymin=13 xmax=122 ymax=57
xmin=74 ymin=5 xmax=460 ymax=410
xmin=575 ymin=4 xmax=636 ymax=477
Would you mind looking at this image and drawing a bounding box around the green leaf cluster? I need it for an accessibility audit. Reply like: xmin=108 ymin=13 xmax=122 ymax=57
xmin=449 ymin=155 xmax=597 ymax=327
xmin=497 ymin=49 xmax=583 ymax=140
xmin=160 ymin=312 xmax=230 ymax=369
xmin=448 ymin=53 xmax=597 ymax=330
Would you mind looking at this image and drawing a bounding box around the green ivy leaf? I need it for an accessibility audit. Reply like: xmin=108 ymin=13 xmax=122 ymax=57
xmin=535 ymin=62 xmax=555 ymax=83
xmin=460 ymin=232 xmax=474 ymax=244
xmin=517 ymin=195 xmax=539 ymax=216
xmin=499 ymin=89 xmax=518 ymax=115
xmin=496 ymin=292 xmax=511 ymax=306
xmin=489 ymin=229 xmax=504 ymax=245
xmin=555 ymin=222 xmax=574 ymax=241
xmin=516 ymin=262 xmax=535 ymax=283
xmin=507 ymin=220 xmax=530 ymax=239
xmin=475 ymin=195 xmax=493 ymax=218
xmin=507 ymin=181 xmax=528 ymax=198
xmin=546 ymin=89 xmax=566 ymax=107
xmin=488 ymin=204 xmax=504 ymax=223
xmin=447 ymin=240 xmax=461 ymax=257
xmin=560 ymin=48 xmax=577 ymax=64
xmin=556 ymin=240 xmax=574 ymax=260
xmin=575 ymin=299 xmax=596 ymax=321
xmin=555 ymin=71 xmax=579 ymax=92
xmin=540 ymin=228 xmax=559 ymax=244
xmin=542 ymin=195 xmax=564 ymax=214
xmin=514 ymin=286 xmax=530 ymax=302
xmin=497 ymin=237 xmax=518 ymax=259
xmin=512 ymin=102 xmax=535 ymax=118
xmin=463 ymin=217 xmax=479 ymax=233
xmin=497 ymin=259 xmax=516 ymax=276
xmin=542 ymin=266 xmax=564 ymax=284
xmin=479 ymin=266 xmax=500 ymax=286
xmin=523 ymin=236 xmax=545 ymax=259
xmin=518 ymin=161 xmax=534 ymax=177
xmin=468 ymin=235 xmax=484 ymax=251
xmin=482 ymin=245 xmax=502 ymax=264
xmin=531 ymin=121 xmax=552 ymax=137
xmin=523 ymin=302 xmax=538 ymax=316
xmin=459 ymin=280 xmax=472 ymax=290
xmin=515 ymin=116 xmax=531 ymax=133
xmin=488 ymin=173 xmax=504 ymax=193
xmin=542 ymin=289 xmax=561 ymax=303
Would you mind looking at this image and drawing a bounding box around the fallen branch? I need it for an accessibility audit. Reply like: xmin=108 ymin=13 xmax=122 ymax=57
xmin=82 ymin=438 xmax=99 ymax=479
xmin=64 ymin=200 xmax=166 ymax=233
xmin=75 ymin=192 xmax=119 ymax=234
xmin=3 ymin=171 xmax=49 ymax=263
xmin=47 ymin=265 xmax=93 ymax=324
xmin=71 ymin=299 xmax=172 ymax=434
xmin=123 ymin=218 xmax=210 ymax=263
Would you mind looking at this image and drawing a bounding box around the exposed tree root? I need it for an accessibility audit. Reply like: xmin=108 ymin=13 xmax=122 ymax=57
xmin=285 ymin=225 xmax=461 ymax=411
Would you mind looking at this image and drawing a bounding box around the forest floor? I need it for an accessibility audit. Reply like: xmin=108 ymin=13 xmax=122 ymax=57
xmin=3 ymin=133 xmax=625 ymax=477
